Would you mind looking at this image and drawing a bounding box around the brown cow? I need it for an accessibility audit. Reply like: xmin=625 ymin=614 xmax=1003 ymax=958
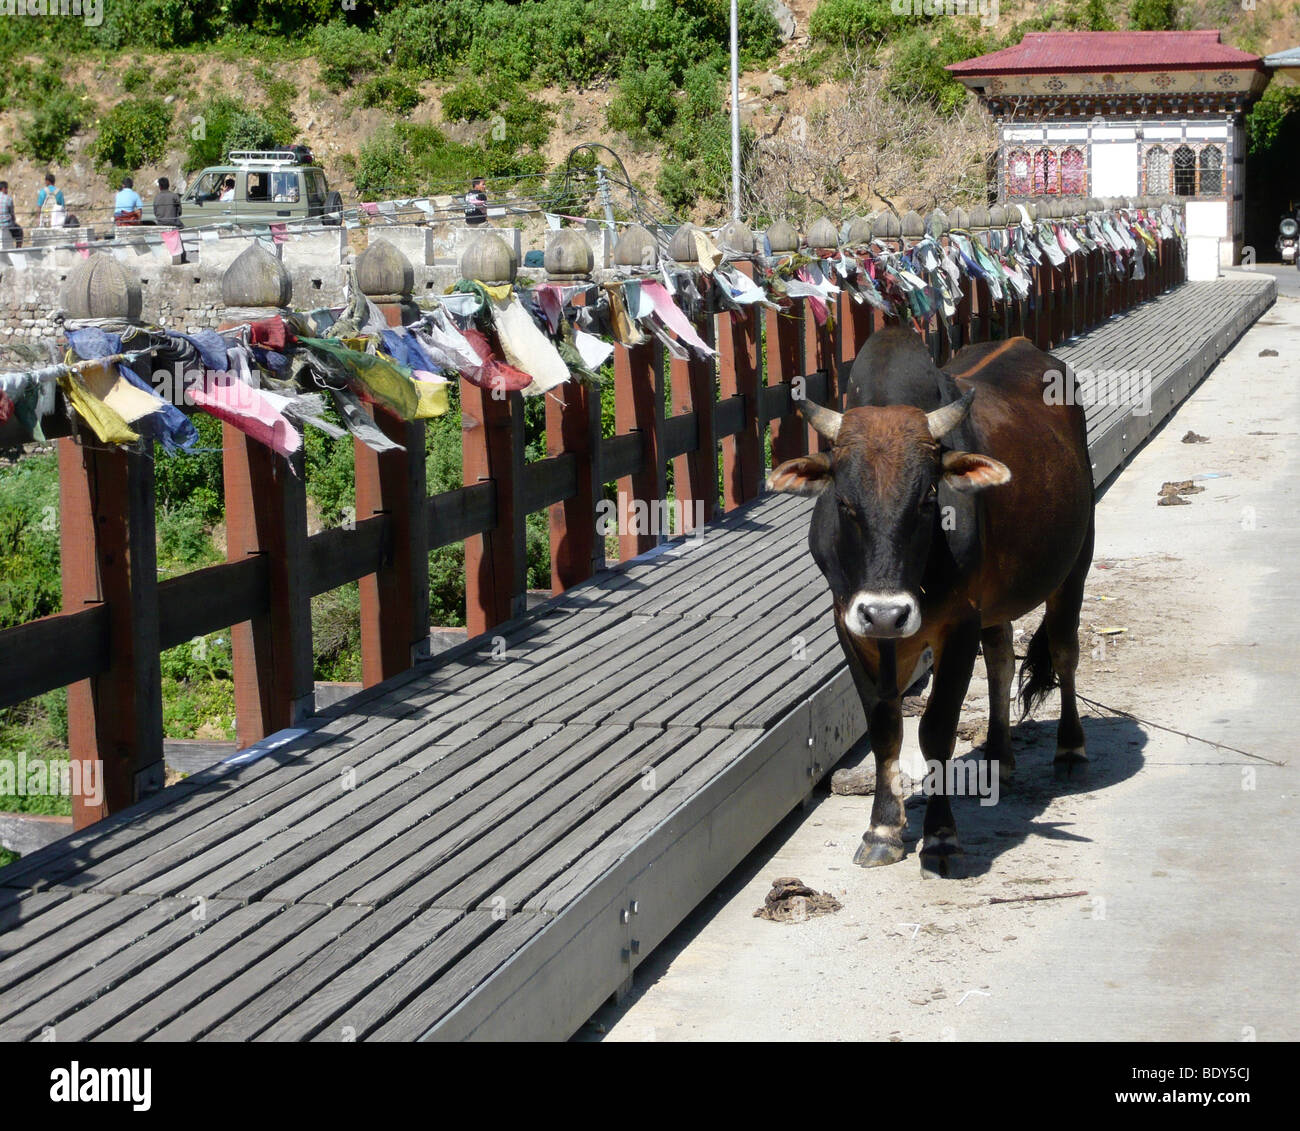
xmin=767 ymin=327 xmax=1094 ymax=876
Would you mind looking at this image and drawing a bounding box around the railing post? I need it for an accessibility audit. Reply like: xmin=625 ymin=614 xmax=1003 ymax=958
xmin=353 ymin=238 xmax=430 ymax=683
xmin=764 ymin=220 xmax=807 ymax=467
xmin=220 ymin=242 xmax=314 ymax=747
xmin=666 ymin=227 xmax=716 ymax=533
xmin=800 ymin=221 xmax=836 ymax=450
xmin=609 ymin=224 xmax=666 ymax=561
xmin=461 ymin=233 xmax=524 ymax=633
xmin=543 ymin=230 xmax=601 ymax=588
xmin=58 ymin=254 xmax=164 ymax=828
xmin=716 ymin=224 xmax=762 ymax=511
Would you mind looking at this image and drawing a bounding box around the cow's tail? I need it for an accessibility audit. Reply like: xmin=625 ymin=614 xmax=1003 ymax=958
xmin=1017 ymin=620 xmax=1058 ymax=719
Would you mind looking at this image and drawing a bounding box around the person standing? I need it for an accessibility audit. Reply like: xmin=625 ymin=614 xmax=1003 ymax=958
xmin=153 ymin=177 xmax=182 ymax=227
xmin=113 ymin=176 xmax=143 ymax=224
xmin=37 ymin=173 xmax=65 ymax=228
xmin=0 ymin=182 xmax=21 ymax=247
xmin=465 ymin=176 xmax=488 ymax=226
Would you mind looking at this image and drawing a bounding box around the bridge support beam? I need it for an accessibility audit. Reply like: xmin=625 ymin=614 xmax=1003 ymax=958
xmin=718 ymin=262 xmax=762 ymax=511
xmin=354 ymin=293 xmax=430 ymax=685
xmin=613 ymin=342 xmax=663 ymax=562
xmin=224 ymin=429 xmax=314 ymax=747
xmin=59 ymin=440 xmax=165 ymax=829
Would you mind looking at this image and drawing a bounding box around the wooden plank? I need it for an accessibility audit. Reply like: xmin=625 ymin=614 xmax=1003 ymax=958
xmin=258 ymin=907 xmax=479 ymax=1041
xmin=42 ymin=901 xmax=284 ymax=1042
xmin=157 ymin=556 xmax=267 ymax=650
xmin=0 ymin=606 xmax=110 ymax=708
xmin=260 ymin=722 xmax=558 ymax=907
xmin=0 ymin=895 xmax=179 ymax=1024
xmin=140 ymin=904 xmax=373 ymax=1041
xmin=367 ymin=911 xmax=550 ymax=1041
xmin=305 ymin=516 xmax=387 ymax=598
xmin=95 ymin=901 xmax=341 ymax=1040
xmin=427 ymin=480 xmax=496 ymax=551
xmin=338 ymin=725 xmax=618 ymax=909
xmin=386 ymin=726 xmax=668 ymax=913
xmin=203 ymin=905 xmax=461 ymax=1040
xmin=0 ymin=896 xmax=249 ymax=1041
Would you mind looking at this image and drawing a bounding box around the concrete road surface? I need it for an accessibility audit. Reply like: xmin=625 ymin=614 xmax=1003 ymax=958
xmin=584 ymin=284 xmax=1299 ymax=1043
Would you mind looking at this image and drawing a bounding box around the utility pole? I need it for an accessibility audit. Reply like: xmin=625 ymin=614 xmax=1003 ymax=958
xmin=730 ymin=0 xmax=741 ymax=222
xmin=596 ymin=164 xmax=616 ymax=230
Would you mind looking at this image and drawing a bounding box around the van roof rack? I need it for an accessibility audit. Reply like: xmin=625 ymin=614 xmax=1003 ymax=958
xmin=228 ymin=150 xmax=303 ymax=168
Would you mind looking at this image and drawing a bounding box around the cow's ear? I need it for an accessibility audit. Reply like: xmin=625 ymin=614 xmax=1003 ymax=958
xmin=941 ymin=450 xmax=1012 ymax=493
xmin=766 ymin=452 xmax=832 ymax=496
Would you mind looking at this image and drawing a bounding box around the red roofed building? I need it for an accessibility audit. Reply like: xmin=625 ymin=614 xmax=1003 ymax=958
xmin=948 ymin=31 xmax=1271 ymax=266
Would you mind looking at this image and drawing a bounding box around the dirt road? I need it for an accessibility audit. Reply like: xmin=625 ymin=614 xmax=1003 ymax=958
xmin=586 ymin=281 xmax=1299 ymax=1042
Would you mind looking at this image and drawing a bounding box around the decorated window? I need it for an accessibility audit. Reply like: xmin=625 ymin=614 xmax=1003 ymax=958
xmin=1032 ymin=147 xmax=1059 ymax=194
xmin=1173 ymin=145 xmax=1197 ymax=196
xmin=1006 ymin=148 xmax=1032 ymax=196
xmin=1198 ymin=145 xmax=1224 ymax=195
xmin=1060 ymin=147 xmax=1086 ymax=195
xmin=1144 ymin=146 xmax=1171 ymax=195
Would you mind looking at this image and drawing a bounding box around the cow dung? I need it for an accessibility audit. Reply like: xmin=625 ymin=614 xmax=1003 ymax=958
xmin=1157 ymin=480 xmax=1205 ymax=505
xmin=754 ymin=877 xmax=843 ymax=923
xmin=1180 ymin=430 xmax=1209 ymax=444
xmin=831 ymin=763 xmax=876 ymax=795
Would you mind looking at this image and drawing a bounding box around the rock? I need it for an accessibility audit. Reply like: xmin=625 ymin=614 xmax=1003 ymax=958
xmin=766 ymin=0 xmax=797 ymax=41
xmin=759 ymin=72 xmax=787 ymax=98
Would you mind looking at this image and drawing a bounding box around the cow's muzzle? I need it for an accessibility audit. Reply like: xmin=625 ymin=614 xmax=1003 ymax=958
xmin=845 ymin=591 xmax=921 ymax=639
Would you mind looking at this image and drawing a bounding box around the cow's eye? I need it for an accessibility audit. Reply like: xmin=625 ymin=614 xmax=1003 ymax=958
xmin=920 ymin=484 xmax=938 ymax=508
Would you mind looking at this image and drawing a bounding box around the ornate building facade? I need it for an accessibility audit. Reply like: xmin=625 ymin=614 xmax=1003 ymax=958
xmin=948 ymin=31 xmax=1269 ymax=265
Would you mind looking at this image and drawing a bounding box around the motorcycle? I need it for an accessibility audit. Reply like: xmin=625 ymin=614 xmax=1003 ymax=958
xmin=1278 ymin=215 xmax=1299 ymax=267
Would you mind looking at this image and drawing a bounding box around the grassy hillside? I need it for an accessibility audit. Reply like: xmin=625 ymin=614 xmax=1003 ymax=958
xmin=1 ymin=1 xmax=1296 ymax=225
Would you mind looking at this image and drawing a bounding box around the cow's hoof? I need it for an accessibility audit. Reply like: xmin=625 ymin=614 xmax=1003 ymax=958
xmin=1053 ymin=747 xmax=1089 ymax=782
xmin=853 ymin=836 xmax=905 ymax=868
xmin=919 ymin=833 xmax=965 ymax=879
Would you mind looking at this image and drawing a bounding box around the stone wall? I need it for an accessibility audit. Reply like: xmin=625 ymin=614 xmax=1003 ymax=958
xmin=0 ymin=222 xmax=547 ymax=342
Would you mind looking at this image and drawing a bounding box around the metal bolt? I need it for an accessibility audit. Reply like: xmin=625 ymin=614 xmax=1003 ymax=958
xmin=620 ymin=908 xmax=629 ymax=924
xmin=630 ymin=939 xmax=641 ymax=955
xmin=631 ymin=900 xmax=640 ymax=914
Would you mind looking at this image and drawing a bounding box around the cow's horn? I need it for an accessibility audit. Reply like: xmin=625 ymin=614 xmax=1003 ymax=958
xmin=926 ymin=389 xmax=975 ymax=440
xmin=798 ymin=399 xmax=842 ymax=442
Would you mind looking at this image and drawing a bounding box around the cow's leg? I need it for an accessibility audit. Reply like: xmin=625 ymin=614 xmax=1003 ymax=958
xmin=853 ymin=696 xmax=906 ymax=867
xmin=918 ymin=619 xmax=980 ymax=878
xmin=981 ymin=621 xmax=1016 ymax=782
xmin=1045 ymin=519 xmax=1093 ymax=779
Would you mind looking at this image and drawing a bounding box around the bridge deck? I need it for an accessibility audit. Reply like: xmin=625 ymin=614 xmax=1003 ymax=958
xmin=0 ymin=276 xmax=1274 ymax=1041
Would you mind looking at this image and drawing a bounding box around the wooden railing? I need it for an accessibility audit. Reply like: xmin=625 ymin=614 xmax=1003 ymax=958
xmin=0 ymin=209 xmax=1185 ymax=827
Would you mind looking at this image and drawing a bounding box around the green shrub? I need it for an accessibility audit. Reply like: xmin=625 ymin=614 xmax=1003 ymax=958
xmin=1129 ymin=0 xmax=1176 ymax=30
xmin=359 ymin=73 xmax=423 ymax=115
xmin=311 ymin=19 xmax=384 ymax=90
xmin=226 ymin=110 xmax=284 ymax=153
xmin=121 ymin=64 xmax=152 ymax=94
xmin=18 ymin=89 xmax=88 ymax=164
xmin=0 ymin=454 xmax=61 ymax=629
xmin=90 ymin=97 xmax=172 ymax=173
xmin=808 ymin=0 xmax=905 ymax=49
xmin=885 ymin=23 xmax=988 ymax=115
xmin=608 ymin=62 xmax=678 ymax=141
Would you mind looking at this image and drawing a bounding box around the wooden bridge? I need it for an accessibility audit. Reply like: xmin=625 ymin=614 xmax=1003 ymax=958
xmin=0 ymin=214 xmax=1275 ymax=1039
